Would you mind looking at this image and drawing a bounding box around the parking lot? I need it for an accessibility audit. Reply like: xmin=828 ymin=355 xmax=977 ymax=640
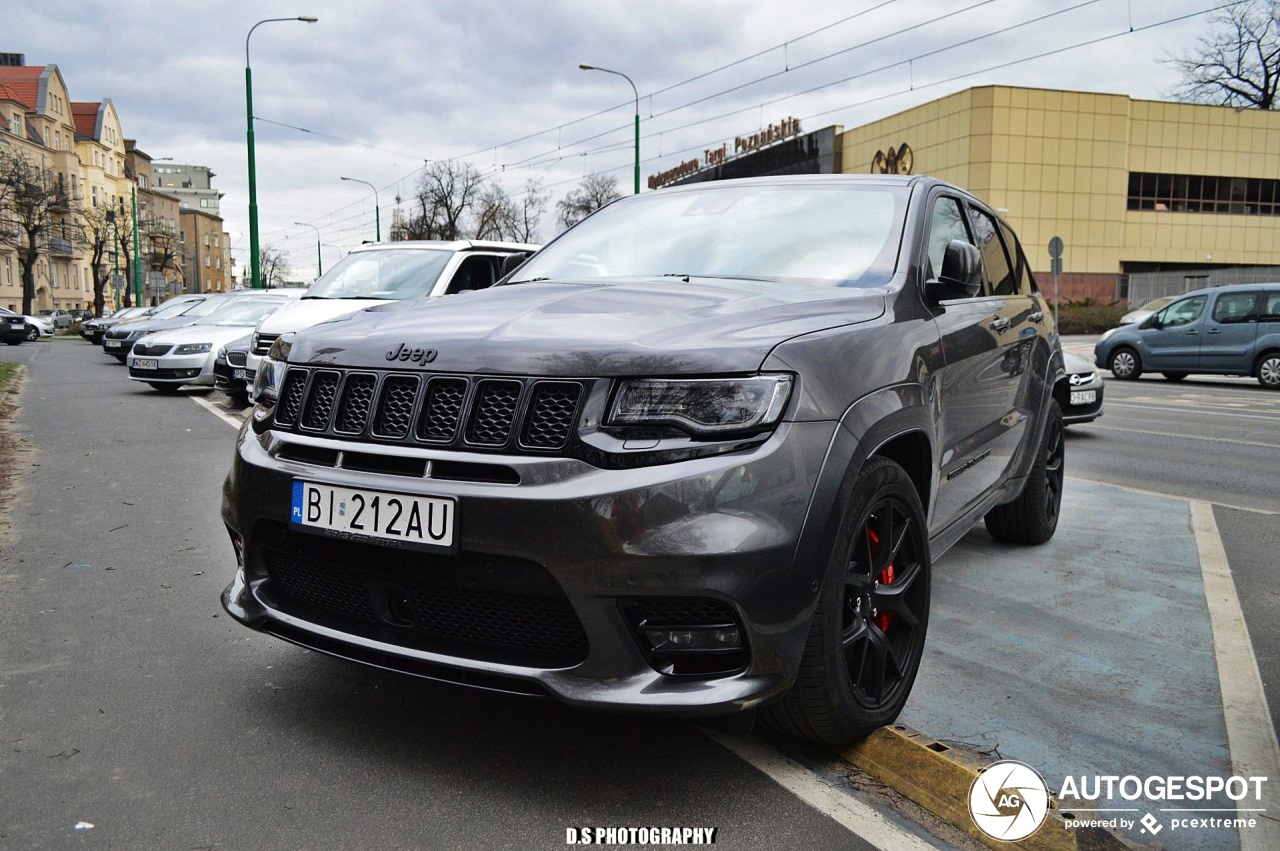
xmin=1 ymin=336 xmax=1277 ymax=850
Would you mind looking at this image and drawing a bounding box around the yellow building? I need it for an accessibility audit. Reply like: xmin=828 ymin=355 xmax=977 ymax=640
xmin=842 ymin=85 xmax=1280 ymax=302
xmin=179 ymin=209 xmax=232 ymax=294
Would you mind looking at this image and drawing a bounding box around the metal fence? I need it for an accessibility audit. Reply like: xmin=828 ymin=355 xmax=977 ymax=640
xmin=1127 ymin=266 xmax=1280 ymax=307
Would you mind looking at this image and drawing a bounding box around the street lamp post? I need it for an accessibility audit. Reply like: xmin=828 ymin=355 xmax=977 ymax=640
xmin=340 ymin=177 xmax=380 ymax=241
xmin=294 ymin=221 xmax=322 ymax=277
xmin=246 ymin=16 xmax=318 ymax=289
xmin=131 ymin=184 xmax=142 ymax=306
xmin=579 ymin=64 xmax=639 ymax=195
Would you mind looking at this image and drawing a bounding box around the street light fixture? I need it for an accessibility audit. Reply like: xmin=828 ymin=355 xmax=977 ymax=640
xmin=579 ymin=63 xmax=639 ymax=195
xmin=246 ymin=15 xmax=318 ymax=289
xmin=294 ymin=221 xmax=322 ymax=277
xmin=340 ymin=176 xmax=381 ymax=242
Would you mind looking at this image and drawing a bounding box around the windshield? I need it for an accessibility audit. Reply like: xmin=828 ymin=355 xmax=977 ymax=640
xmin=150 ymin=298 xmax=206 ymax=319
xmin=304 ymin=249 xmax=452 ymax=300
xmin=200 ymin=298 xmax=290 ymax=327
xmin=511 ymin=183 xmax=906 ymax=288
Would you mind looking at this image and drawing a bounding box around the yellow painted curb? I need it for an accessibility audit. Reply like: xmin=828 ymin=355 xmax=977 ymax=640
xmin=835 ymin=724 xmax=1135 ymax=850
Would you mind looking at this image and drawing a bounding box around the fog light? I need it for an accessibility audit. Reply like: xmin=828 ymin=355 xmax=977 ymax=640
xmin=644 ymin=626 xmax=742 ymax=652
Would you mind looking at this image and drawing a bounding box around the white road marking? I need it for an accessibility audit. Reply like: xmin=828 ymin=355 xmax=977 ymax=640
xmin=1107 ymin=401 xmax=1280 ymax=422
xmin=189 ymin=393 xmax=248 ymax=430
xmin=1190 ymin=502 xmax=1280 ymax=851
xmin=1085 ymin=424 xmax=1280 ymax=450
xmin=703 ymin=730 xmax=943 ymax=851
xmin=1064 ymin=476 xmax=1280 ymax=517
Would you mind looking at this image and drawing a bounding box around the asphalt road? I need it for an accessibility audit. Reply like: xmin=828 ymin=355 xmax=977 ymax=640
xmin=0 ymin=339 xmax=909 ymax=851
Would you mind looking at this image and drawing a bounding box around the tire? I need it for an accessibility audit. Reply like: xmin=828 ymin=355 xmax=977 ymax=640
xmin=149 ymin=382 xmax=181 ymax=393
xmin=1256 ymin=350 xmax=1280 ymax=390
xmin=1108 ymin=347 xmax=1142 ymax=380
xmin=113 ymin=355 xmax=126 ymax=363
xmin=985 ymin=399 xmax=1064 ymax=545
xmin=24 ymin=326 xmax=38 ymax=342
xmin=1162 ymin=372 xmax=1188 ymax=381
xmin=3 ymin=338 xmax=19 ymax=346
xmin=759 ymin=457 xmax=930 ymax=745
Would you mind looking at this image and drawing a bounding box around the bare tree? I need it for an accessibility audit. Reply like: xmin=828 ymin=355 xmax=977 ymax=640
xmin=556 ymin=173 xmax=621 ymax=231
xmin=405 ymin=161 xmax=487 ymax=240
xmin=145 ymin=219 xmax=181 ymax=301
xmin=0 ymin=147 xmax=73 ymax=314
xmin=259 ymin=245 xmax=288 ymax=289
xmin=115 ymin=198 xmax=137 ymax=308
xmin=473 ymin=182 xmax=515 ymax=241
xmin=80 ymin=204 xmax=114 ymax=317
xmin=512 ymin=178 xmax=548 ymax=244
xmin=1169 ymin=1 xmax=1280 ymax=109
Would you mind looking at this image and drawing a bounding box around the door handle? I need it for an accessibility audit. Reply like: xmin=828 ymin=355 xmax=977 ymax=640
xmin=1028 ymin=311 xmax=1044 ymax=323
xmin=1186 ymin=329 xmax=1199 ymax=335
xmin=1206 ymin=328 xmax=1221 ymax=334
xmin=989 ymin=317 xmax=1011 ymax=333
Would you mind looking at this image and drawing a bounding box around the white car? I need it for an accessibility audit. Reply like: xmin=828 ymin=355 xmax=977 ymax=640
xmin=246 ymin=240 xmax=538 ymax=381
xmin=126 ymin=295 xmax=298 ymax=393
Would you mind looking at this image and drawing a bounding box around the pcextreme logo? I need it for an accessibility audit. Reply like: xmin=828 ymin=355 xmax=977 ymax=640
xmin=969 ymin=760 xmax=1051 ymax=842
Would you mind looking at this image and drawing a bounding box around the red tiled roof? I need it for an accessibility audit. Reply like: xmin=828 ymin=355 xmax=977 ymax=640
xmin=0 ymin=66 xmax=45 ymax=110
xmin=71 ymin=101 xmax=100 ymax=139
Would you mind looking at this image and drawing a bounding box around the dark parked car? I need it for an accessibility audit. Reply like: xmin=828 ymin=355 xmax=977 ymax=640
xmin=223 ymin=175 xmax=1064 ymax=745
xmin=1 ymin=309 xmax=25 ymax=345
xmin=1058 ymin=352 xmax=1104 ymax=425
xmin=1095 ymin=283 xmax=1280 ymax=389
xmin=213 ymin=333 xmax=254 ymax=402
xmin=82 ymin=306 xmax=152 ymax=344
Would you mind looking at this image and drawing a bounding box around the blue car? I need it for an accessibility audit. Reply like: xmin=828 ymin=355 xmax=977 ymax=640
xmin=1095 ymin=283 xmax=1280 ymax=389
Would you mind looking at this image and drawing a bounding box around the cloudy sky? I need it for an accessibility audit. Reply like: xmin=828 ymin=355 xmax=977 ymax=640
xmin=9 ymin=0 xmax=1227 ymax=279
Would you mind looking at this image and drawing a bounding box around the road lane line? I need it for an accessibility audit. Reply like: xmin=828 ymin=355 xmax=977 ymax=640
xmin=1085 ymin=424 xmax=1280 ymax=450
xmin=1063 ymin=476 xmax=1280 ymax=517
xmin=703 ymin=730 xmax=943 ymax=851
xmin=1190 ymin=501 xmax=1280 ymax=851
xmin=1107 ymin=402 xmax=1280 ymax=422
xmin=189 ymin=393 xmax=247 ymax=430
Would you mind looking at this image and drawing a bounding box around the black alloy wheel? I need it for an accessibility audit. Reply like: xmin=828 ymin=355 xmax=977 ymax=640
xmin=986 ymin=399 xmax=1064 ymax=544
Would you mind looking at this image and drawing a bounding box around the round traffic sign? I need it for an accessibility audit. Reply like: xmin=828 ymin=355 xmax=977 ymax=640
xmin=1048 ymin=236 xmax=1063 ymax=259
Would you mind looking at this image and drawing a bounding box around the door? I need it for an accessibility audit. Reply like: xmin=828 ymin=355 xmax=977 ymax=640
xmin=1142 ymin=294 xmax=1207 ymax=370
xmin=1199 ymin=291 xmax=1259 ymax=373
xmin=925 ymin=194 xmax=1020 ymax=528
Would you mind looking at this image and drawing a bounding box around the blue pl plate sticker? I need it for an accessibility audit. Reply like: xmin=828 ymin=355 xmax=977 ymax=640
xmin=291 ymin=481 xmax=304 ymax=524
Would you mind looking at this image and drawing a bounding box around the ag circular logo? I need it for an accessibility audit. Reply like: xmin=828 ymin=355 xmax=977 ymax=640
xmin=969 ymin=760 xmax=1050 ymax=842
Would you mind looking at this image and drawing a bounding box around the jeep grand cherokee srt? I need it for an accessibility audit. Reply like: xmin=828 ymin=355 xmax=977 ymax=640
xmin=222 ymin=175 xmax=1064 ymax=745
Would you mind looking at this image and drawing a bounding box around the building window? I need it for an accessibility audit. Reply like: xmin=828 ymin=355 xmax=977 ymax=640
xmin=1128 ymin=172 xmax=1279 ymax=216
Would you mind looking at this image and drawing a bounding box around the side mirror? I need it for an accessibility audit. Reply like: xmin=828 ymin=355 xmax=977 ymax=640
xmin=1140 ymin=314 xmax=1160 ymax=330
xmin=499 ymin=251 xmax=532 ymax=279
xmin=926 ymin=240 xmax=983 ymax=301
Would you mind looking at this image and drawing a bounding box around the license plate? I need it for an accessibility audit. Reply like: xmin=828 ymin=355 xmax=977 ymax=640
xmin=291 ymin=481 xmax=456 ymax=550
xmin=1069 ymin=390 xmax=1096 ymax=405
xmin=232 ymin=368 xmax=247 ymax=380
xmin=134 ymin=358 xmax=158 ymax=370
xmin=104 ymin=339 xmax=122 ymax=348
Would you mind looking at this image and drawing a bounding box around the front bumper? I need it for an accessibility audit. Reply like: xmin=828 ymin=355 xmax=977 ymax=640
xmin=1059 ymin=374 xmax=1104 ymax=424
xmin=213 ymin=360 xmax=253 ymax=395
xmin=127 ymin=351 xmax=217 ymax=385
xmin=221 ymin=419 xmax=841 ymax=716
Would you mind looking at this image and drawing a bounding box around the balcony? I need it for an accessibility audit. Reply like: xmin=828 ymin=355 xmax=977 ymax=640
xmin=49 ymin=237 xmax=74 ymax=256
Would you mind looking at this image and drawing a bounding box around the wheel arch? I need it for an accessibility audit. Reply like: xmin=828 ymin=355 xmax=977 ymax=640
xmin=1253 ymin=347 xmax=1280 ymax=376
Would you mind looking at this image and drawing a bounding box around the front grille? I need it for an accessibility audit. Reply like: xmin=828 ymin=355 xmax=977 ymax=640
xmin=253 ymin=332 xmax=279 ymax=356
xmin=255 ymin=524 xmax=588 ymax=668
xmin=132 ymin=343 xmax=172 ymax=356
xmin=272 ymin=367 xmax=585 ymax=456
xmin=227 ymin=351 xmax=248 ymax=368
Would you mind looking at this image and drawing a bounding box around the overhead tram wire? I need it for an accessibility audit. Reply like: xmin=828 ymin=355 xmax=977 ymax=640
xmin=497 ymin=1 xmax=1240 ymax=200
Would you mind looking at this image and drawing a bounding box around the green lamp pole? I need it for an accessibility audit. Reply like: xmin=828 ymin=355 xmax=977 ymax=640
xmin=295 ymin=221 xmax=323 ymax=277
xmin=579 ymin=64 xmax=639 ymax=194
xmin=246 ymin=16 xmax=318 ymax=289
xmin=339 ymin=176 xmax=380 ymax=241
xmin=131 ymin=184 xmax=142 ymax=306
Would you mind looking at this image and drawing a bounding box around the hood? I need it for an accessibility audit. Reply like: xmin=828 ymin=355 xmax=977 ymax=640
xmin=254 ymin=297 xmax=391 ymax=337
xmin=107 ymin=316 xmax=203 ymax=337
xmin=288 ymin=278 xmax=886 ymax=376
xmin=139 ymin=324 xmax=261 ymax=348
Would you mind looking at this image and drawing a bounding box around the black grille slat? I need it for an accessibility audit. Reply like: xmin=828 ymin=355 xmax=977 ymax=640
xmin=373 ymin=376 xmax=420 ymax=439
xmin=521 ymin=382 xmax=582 ymax=449
xmin=302 ymin=371 xmax=340 ymax=431
xmin=132 ymin=343 xmax=172 ymax=356
xmin=274 ymin=369 xmax=308 ymax=427
xmin=418 ymin=377 xmax=468 ymax=443
xmin=466 ymin=379 xmax=522 ymax=446
xmin=334 ymin=374 xmax=377 ymax=435
xmin=253 ymin=332 xmax=279 ymax=356
xmin=226 ymin=351 xmax=248 ymax=367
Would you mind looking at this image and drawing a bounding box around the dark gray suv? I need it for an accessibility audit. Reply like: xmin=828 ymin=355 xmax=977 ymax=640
xmin=222 ymin=175 xmax=1064 ymax=744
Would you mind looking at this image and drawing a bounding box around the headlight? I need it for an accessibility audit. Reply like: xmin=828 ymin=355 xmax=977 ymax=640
xmin=607 ymin=375 xmax=793 ymax=435
xmin=215 ymin=346 xmax=228 ymax=364
xmin=175 ymin=343 xmax=212 ymax=355
xmin=252 ymin=336 xmax=294 ymax=404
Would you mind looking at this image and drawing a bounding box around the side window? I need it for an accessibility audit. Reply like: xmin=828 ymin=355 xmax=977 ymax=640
xmin=1260 ymin=292 xmax=1280 ymax=322
xmin=444 ymin=256 xmax=499 ymax=295
xmin=1211 ymin=292 xmax=1258 ymax=324
xmin=1157 ymin=295 xmax=1208 ymax=328
xmin=997 ymin=221 xmax=1037 ymax=295
xmin=926 ymin=196 xmax=971 ymax=284
xmin=967 ymin=206 xmax=1016 ymax=296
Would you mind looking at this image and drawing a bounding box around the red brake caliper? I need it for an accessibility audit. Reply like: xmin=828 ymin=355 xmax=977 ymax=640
xmin=867 ymin=528 xmax=894 ymax=632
